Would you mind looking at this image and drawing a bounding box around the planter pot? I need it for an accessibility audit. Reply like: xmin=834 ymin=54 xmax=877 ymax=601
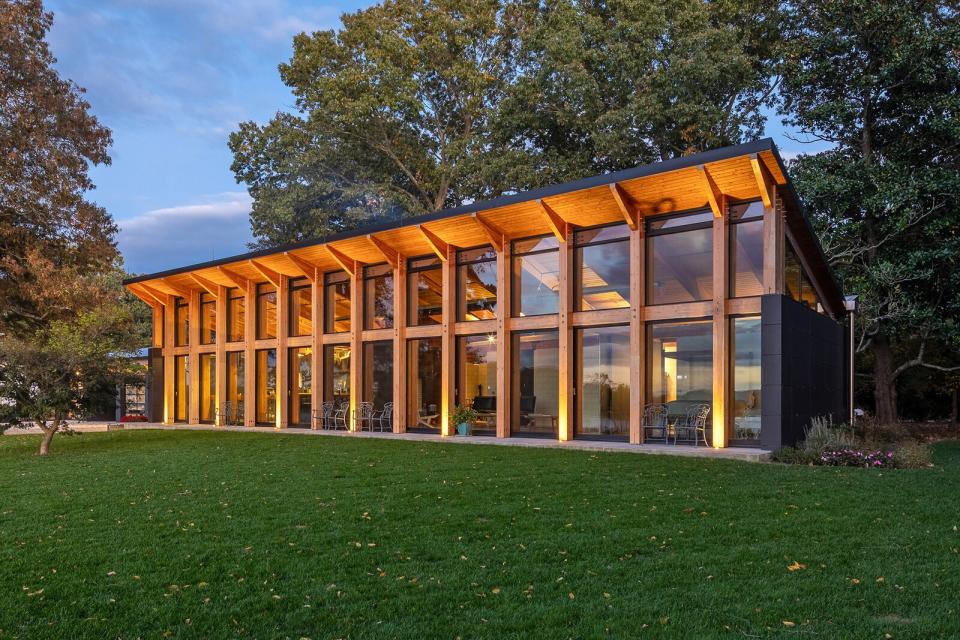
xmin=456 ymin=422 xmax=471 ymax=436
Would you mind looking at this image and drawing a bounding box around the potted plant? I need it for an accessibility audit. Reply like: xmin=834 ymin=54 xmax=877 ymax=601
xmin=451 ymin=404 xmax=478 ymax=436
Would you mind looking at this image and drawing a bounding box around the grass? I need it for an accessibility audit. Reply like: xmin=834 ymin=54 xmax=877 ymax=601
xmin=1 ymin=430 xmax=959 ymax=639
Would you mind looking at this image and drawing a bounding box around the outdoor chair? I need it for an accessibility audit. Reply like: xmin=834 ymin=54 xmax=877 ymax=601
xmin=640 ymin=403 xmax=669 ymax=444
xmin=313 ymin=401 xmax=334 ymax=429
xmin=332 ymin=402 xmax=349 ymax=430
xmin=219 ymin=401 xmax=244 ymax=426
xmin=674 ymin=404 xmax=712 ymax=446
xmin=372 ymin=401 xmax=393 ymax=431
xmin=355 ymin=401 xmax=375 ymax=431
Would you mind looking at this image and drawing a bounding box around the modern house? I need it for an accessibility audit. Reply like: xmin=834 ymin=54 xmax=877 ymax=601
xmin=124 ymin=139 xmax=850 ymax=450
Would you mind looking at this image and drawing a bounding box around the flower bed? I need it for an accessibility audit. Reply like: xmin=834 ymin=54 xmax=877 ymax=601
xmin=818 ymin=448 xmax=895 ymax=468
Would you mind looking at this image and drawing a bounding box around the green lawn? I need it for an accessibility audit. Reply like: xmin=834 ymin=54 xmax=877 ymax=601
xmin=0 ymin=431 xmax=958 ymax=639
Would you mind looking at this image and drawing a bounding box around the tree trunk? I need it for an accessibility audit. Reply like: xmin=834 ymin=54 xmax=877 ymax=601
xmin=38 ymin=423 xmax=57 ymax=456
xmin=872 ymin=335 xmax=898 ymax=426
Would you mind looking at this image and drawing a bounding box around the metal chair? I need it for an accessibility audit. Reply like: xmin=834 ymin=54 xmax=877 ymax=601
xmin=332 ymin=402 xmax=349 ymax=430
xmin=313 ymin=401 xmax=334 ymax=429
xmin=373 ymin=401 xmax=393 ymax=431
xmin=641 ymin=404 xmax=669 ymax=443
xmin=355 ymin=401 xmax=375 ymax=431
xmin=219 ymin=400 xmax=244 ymax=426
xmin=675 ymin=404 xmax=712 ymax=446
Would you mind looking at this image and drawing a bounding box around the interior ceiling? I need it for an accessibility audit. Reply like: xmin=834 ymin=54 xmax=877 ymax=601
xmin=130 ymin=150 xmax=786 ymax=299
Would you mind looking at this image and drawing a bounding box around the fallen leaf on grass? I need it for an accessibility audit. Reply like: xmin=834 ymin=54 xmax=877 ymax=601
xmin=783 ymin=620 xmax=796 ymax=628
xmin=787 ymin=561 xmax=806 ymax=572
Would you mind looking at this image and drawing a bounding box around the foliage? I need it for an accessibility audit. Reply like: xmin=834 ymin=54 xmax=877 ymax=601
xmin=450 ymin=403 xmax=478 ymax=427
xmin=892 ymin=441 xmax=934 ymax=469
xmin=801 ymin=415 xmax=856 ymax=453
xmin=818 ymin=449 xmax=895 ymax=468
xmin=770 ymin=446 xmax=819 ymax=464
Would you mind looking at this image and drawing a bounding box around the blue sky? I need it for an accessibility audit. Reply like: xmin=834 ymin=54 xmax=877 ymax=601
xmin=45 ymin=0 xmax=819 ymax=276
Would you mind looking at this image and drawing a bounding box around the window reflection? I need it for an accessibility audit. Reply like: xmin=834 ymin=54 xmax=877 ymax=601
xmin=255 ymin=348 xmax=276 ymax=425
xmin=646 ymin=210 xmax=713 ymax=305
xmin=227 ymin=287 xmax=245 ymax=342
xmin=174 ymin=297 xmax=189 ymax=347
xmin=199 ymin=293 xmax=216 ymax=344
xmin=731 ymin=317 xmax=761 ymax=444
xmin=575 ymin=225 xmax=631 ymax=310
xmin=457 ymin=246 xmax=497 ymax=321
xmin=256 ymin=283 xmax=277 ymax=340
xmin=729 ymin=201 xmax=764 ymax=297
xmin=576 ymin=325 xmax=630 ymax=438
xmin=324 ymin=271 xmax=351 ymax=333
xmin=512 ymin=330 xmax=559 ymax=437
xmin=362 ymin=341 xmax=393 ymax=419
xmin=512 ymin=235 xmax=559 ymax=316
xmin=457 ymin=334 xmax=497 ymax=434
xmin=173 ymin=354 xmax=188 ymax=422
xmin=199 ymin=353 xmax=215 ymax=423
xmin=288 ymin=277 xmax=312 ymax=337
xmin=407 ymin=338 xmax=442 ymax=432
xmin=323 ymin=344 xmax=351 ymax=405
xmin=225 ymin=351 xmax=244 ymax=425
xmin=363 ymin=264 xmax=394 ymax=329
xmin=289 ymin=347 xmax=312 ymax=428
xmin=648 ymin=321 xmax=713 ymax=422
xmin=408 ymin=256 xmax=442 ymax=326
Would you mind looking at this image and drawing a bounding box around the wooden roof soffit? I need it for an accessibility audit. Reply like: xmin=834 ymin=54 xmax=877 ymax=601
xmin=417 ymin=224 xmax=450 ymax=261
xmin=284 ymin=252 xmax=318 ymax=284
xmin=160 ymin=278 xmax=192 ymax=299
xmin=325 ymin=245 xmax=358 ymax=276
xmin=367 ymin=234 xmax=400 ymax=269
xmin=471 ymin=213 xmax=505 ymax=252
xmin=536 ymin=199 xmax=568 ymax=242
xmin=249 ymin=260 xmax=281 ymax=288
xmin=695 ymin=164 xmax=724 ymax=218
xmin=608 ymin=183 xmax=639 ymax=230
xmin=188 ymin=273 xmax=219 ymax=297
xmin=217 ymin=266 xmax=249 ymax=290
xmin=749 ymin=153 xmax=775 ymax=209
xmin=128 ymin=284 xmax=164 ymax=309
xmin=138 ymin=283 xmax=172 ymax=306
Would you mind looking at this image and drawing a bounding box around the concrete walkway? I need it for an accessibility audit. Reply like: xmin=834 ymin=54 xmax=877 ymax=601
xmin=4 ymin=421 xmax=770 ymax=462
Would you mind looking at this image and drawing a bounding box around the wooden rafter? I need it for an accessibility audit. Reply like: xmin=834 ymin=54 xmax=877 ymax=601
xmin=471 ymin=213 xmax=504 ymax=252
xmin=218 ymin=266 xmax=249 ymax=290
xmin=325 ymin=245 xmax=357 ymax=276
xmin=249 ymin=260 xmax=281 ymax=287
xmin=536 ymin=199 xmax=568 ymax=242
xmin=417 ymin=225 xmax=449 ymax=261
xmin=696 ymin=164 xmax=724 ymax=218
xmin=130 ymin=283 xmax=167 ymax=307
xmin=367 ymin=234 xmax=400 ymax=269
xmin=188 ymin=273 xmax=219 ymax=297
xmin=128 ymin=285 xmax=163 ymax=309
xmin=160 ymin=277 xmax=192 ymax=299
xmin=749 ymin=153 xmax=775 ymax=208
xmin=284 ymin=252 xmax=318 ymax=283
xmin=608 ymin=183 xmax=638 ymax=230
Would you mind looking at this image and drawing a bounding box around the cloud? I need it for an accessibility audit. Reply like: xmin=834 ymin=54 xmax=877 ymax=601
xmin=118 ymin=192 xmax=255 ymax=275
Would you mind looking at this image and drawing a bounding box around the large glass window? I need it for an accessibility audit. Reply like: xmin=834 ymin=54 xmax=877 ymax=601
xmin=785 ymin=242 xmax=820 ymax=310
xmin=407 ymin=256 xmax=442 ymax=326
xmin=256 ymin=283 xmax=277 ymax=340
xmin=199 ymin=293 xmax=216 ymax=345
xmin=173 ymin=355 xmax=189 ymax=423
xmin=512 ymin=330 xmax=559 ymax=437
xmin=648 ymin=321 xmax=713 ymax=424
xmin=362 ymin=341 xmax=393 ymax=421
xmin=227 ymin=287 xmax=245 ymax=342
xmin=199 ymin=353 xmax=216 ymax=423
xmin=407 ymin=338 xmax=442 ymax=432
xmin=575 ymin=224 xmax=631 ymax=311
xmin=255 ymin=348 xmax=277 ymax=425
xmin=457 ymin=246 xmax=497 ymax=321
xmin=174 ymin=297 xmax=189 ymax=347
xmin=646 ymin=210 xmax=713 ymax=305
xmin=729 ymin=201 xmax=764 ymax=297
xmin=225 ymin=351 xmax=244 ymax=425
xmin=731 ymin=317 xmax=762 ymax=445
xmin=289 ymin=277 xmax=312 ymax=337
xmin=323 ymin=344 xmax=351 ymax=405
xmin=325 ymin=271 xmax=351 ymax=333
xmin=576 ymin=325 xmax=630 ymax=439
xmin=456 ymin=334 xmax=497 ymax=434
xmin=364 ymin=264 xmax=394 ymax=330
xmin=289 ymin=347 xmax=312 ymax=428
xmin=512 ymin=235 xmax=559 ymax=317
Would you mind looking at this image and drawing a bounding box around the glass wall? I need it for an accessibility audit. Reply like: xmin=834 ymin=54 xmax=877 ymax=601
xmin=255 ymin=348 xmax=277 ymax=425
xmin=576 ymin=325 xmax=630 ymax=439
xmin=199 ymin=293 xmax=216 ymax=344
xmin=575 ymin=224 xmax=631 ymax=310
xmin=325 ymin=271 xmax=351 ymax=333
xmin=729 ymin=201 xmax=764 ymax=297
xmin=407 ymin=338 xmax=442 ymax=432
xmin=173 ymin=355 xmax=188 ymax=422
xmin=256 ymin=283 xmax=277 ymax=340
xmin=362 ymin=341 xmax=393 ymax=422
xmin=289 ymin=277 xmax=312 ymax=337
xmin=323 ymin=344 xmax=351 ymax=405
xmin=731 ymin=317 xmax=762 ymax=445
xmin=512 ymin=330 xmax=559 ymax=437
xmin=457 ymin=246 xmax=497 ymax=321
xmin=225 ymin=351 xmax=244 ymax=425
xmin=512 ymin=235 xmax=559 ymax=316
xmin=646 ymin=210 xmax=713 ymax=305
xmin=648 ymin=321 xmax=713 ymax=423
xmin=407 ymin=256 xmax=442 ymax=326
xmin=289 ymin=347 xmax=312 ymax=428
xmin=174 ymin=297 xmax=189 ymax=347
xmin=785 ymin=242 xmax=820 ymax=310
xmin=363 ymin=264 xmax=394 ymax=330
xmin=199 ymin=353 xmax=216 ymax=423
xmin=456 ymin=334 xmax=497 ymax=433
xmin=227 ymin=287 xmax=245 ymax=342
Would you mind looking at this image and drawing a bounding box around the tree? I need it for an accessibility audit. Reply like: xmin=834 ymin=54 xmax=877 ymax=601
xmin=780 ymin=0 xmax=960 ymax=424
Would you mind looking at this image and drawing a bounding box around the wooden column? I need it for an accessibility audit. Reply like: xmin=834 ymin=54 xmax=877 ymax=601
xmin=215 ymin=285 xmax=227 ymax=426
xmin=629 ymin=223 xmax=646 ymax=444
xmin=152 ymin=306 xmax=163 ymax=348
xmin=495 ymin=242 xmax=512 ymax=438
xmin=393 ymin=261 xmax=408 ymax=432
xmin=310 ymin=271 xmax=323 ymax=429
xmin=243 ymin=281 xmax=256 ymax=427
xmin=557 ymin=229 xmax=574 ymax=441
xmin=349 ymin=267 xmax=362 ymax=431
xmin=763 ymin=185 xmax=783 ymax=294
xmin=277 ymin=276 xmax=289 ymax=428
xmin=187 ymin=289 xmax=200 ymax=424
xmin=163 ymin=296 xmax=175 ymax=424
xmin=712 ymin=197 xmax=729 ymax=448
xmin=440 ymin=246 xmax=456 ymax=436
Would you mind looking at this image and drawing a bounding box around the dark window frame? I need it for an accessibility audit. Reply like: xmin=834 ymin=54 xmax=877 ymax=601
xmin=573 ymin=322 xmax=631 ymax=442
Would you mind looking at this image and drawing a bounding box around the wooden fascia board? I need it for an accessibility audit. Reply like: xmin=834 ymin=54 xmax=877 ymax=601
xmin=471 ymin=214 xmax=504 ymax=252
xmin=608 ymin=183 xmax=638 ymax=230
xmin=188 ymin=273 xmax=219 ymax=297
xmin=217 ymin=266 xmax=249 ymax=290
xmin=159 ymin=278 xmax=192 ymax=299
xmin=749 ymin=153 xmax=775 ymax=208
xmin=417 ymin=225 xmax=450 ymax=261
xmin=325 ymin=245 xmax=358 ymax=276
xmin=284 ymin=252 xmax=319 ymax=283
xmin=536 ymin=199 xmax=568 ymax=242
xmin=249 ymin=259 xmax=281 ymax=288
xmin=696 ymin=164 xmax=724 ymax=218
xmin=367 ymin=234 xmax=400 ymax=268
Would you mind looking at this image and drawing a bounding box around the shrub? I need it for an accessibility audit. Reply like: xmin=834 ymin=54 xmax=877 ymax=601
xmin=803 ymin=415 xmax=856 ymax=454
xmin=450 ymin=404 xmax=478 ymax=427
xmin=819 ymin=449 xmax=895 ymax=468
xmin=771 ymin=446 xmax=819 ymax=465
xmin=119 ymin=415 xmax=148 ymax=423
xmin=892 ymin=441 xmax=933 ymax=469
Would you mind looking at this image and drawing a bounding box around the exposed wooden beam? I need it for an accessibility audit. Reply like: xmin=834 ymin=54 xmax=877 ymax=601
xmin=536 ymin=199 xmax=568 ymax=242
xmin=284 ymin=252 xmax=318 ymax=283
xmin=471 ymin=213 xmax=504 ymax=252
xmin=217 ymin=266 xmax=249 ymax=290
xmin=128 ymin=285 xmax=162 ymax=310
xmin=249 ymin=260 xmax=281 ymax=287
xmin=130 ymin=283 xmax=167 ymax=307
xmin=325 ymin=245 xmax=357 ymax=276
xmin=417 ymin=225 xmax=449 ymax=261
xmin=159 ymin=278 xmax=192 ymax=299
xmin=188 ymin=273 xmax=219 ymax=297
xmin=749 ymin=153 xmax=775 ymax=209
xmin=608 ymin=183 xmax=638 ymax=230
xmin=696 ymin=164 xmax=724 ymax=218
xmin=367 ymin=234 xmax=400 ymax=269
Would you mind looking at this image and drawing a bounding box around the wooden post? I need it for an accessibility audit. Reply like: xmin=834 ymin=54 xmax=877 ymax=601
xmin=188 ymin=289 xmax=200 ymax=424
xmin=311 ymin=270 xmax=323 ymax=429
xmin=496 ymin=241 xmax=512 ymax=438
xmin=349 ymin=266 xmax=362 ymax=431
xmin=215 ymin=285 xmax=227 ymax=426
xmin=557 ymin=229 xmax=573 ymax=441
xmin=629 ymin=223 xmax=645 ymax=444
xmin=243 ymin=280 xmax=256 ymax=427
xmin=277 ymin=276 xmax=289 ymax=428
xmin=762 ymin=185 xmax=782 ymax=294
xmin=393 ymin=260 xmax=407 ymax=432
xmin=712 ymin=196 xmax=729 ymax=448
xmin=440 ymin=246 xmax=456 ymax=436
xmin=152 ymin=306 xmax=163 ymax=348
